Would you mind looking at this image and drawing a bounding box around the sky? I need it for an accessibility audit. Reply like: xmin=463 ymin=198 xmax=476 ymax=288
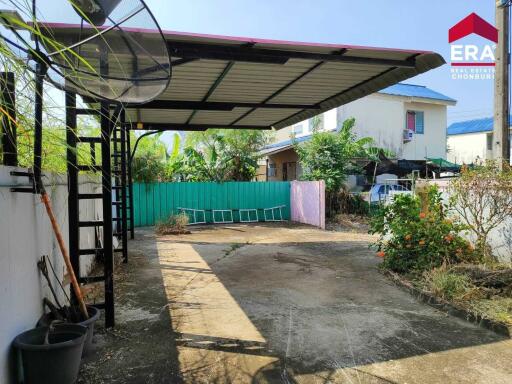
xmin=4 ymin=0 xmax=499 ymax=146
xmin=140 ymin=0 xmax=497 ymax=125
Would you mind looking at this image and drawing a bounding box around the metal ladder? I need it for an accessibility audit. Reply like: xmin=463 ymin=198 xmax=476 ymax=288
xmin=126 ymin=129 xmax=135 ymax=240
xmin=111 ymin=114 xmax=129 ymax=263
xmin=66 ymin=92 xmax=126 ymax=328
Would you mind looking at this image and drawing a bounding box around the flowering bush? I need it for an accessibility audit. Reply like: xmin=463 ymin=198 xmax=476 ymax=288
xmin=369 ymin=185 xmax=476 ymax=273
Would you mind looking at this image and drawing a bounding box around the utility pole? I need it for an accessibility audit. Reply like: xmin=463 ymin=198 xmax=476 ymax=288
xmin=494 ymin=1 xmax=510 ymax=169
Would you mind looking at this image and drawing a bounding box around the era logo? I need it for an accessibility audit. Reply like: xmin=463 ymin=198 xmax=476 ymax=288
xmin=449 ymin=13 xmax=498 ymax=67
xmin=450 ymin=44 xmax=495 ymax=63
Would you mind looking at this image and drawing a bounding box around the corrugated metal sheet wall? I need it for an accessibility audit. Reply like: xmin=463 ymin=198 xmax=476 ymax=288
xmin=133 ymin=182 xmax=291 ymax=227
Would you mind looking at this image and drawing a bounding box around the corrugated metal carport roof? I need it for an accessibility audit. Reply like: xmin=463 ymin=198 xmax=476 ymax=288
xmin=48 ymin=25 xmax=446 ymax=131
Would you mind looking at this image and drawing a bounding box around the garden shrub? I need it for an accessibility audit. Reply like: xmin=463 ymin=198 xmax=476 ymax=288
xmin=155 ymin=213 xmax=190 ymax=235
xmin=369 ymin=185 xmax=476 ymax=273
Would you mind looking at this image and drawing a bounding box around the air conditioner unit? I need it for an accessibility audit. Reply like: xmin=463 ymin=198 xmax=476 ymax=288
xmin=403 ymin=129 xmax=413 ymax=142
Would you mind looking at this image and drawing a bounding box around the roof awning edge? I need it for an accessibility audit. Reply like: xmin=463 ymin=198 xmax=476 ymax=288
xmin=272 ymin=53 xmax=446 ymax=129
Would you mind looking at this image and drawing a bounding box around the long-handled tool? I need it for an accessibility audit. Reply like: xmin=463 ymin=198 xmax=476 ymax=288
xmin=40 ymin=191 xmax=89 ymax=320
xmin=38 ymin=256 xmax=78 ymax=321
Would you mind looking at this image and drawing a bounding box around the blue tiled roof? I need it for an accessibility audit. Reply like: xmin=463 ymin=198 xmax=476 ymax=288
xmin=378 ymin=83 xmax=456 ymax=103
xmin=447 ymin=116 xmax=512 ymax=135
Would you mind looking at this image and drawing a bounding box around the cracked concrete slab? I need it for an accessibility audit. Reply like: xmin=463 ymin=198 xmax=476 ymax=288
xmin=79 ymin=223 xmax=512 ymax=384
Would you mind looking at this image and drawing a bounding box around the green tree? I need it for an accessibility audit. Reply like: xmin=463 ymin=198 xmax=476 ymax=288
xmin=131 ymin=132 xmax=169 ymax=183
xmin=294 ymin=118 xmax=372 ymax=192
xmin=178 ymin=129 xmax=270 ymax=182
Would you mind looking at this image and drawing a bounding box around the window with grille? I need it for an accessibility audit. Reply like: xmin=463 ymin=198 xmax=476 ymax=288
xmin=268 ymin=163 xmax=277 ymax=177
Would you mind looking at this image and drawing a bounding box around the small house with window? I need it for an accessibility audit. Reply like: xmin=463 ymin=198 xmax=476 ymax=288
xmin=259 ymin=83 xmax=456 ymax=181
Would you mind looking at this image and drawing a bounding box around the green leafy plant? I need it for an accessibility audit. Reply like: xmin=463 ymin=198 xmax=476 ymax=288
xmin=178 ymin=129 xmax=271 ymax=182
xmin=0 ymin=3 xmax=110 ymax=175
xmin=131 ymin=132 xmax=170 ymax=183
xmin=369 ymin=185 xmax=476 ymax=273
xmin=294 ymin=118 xmax=372 ymax=193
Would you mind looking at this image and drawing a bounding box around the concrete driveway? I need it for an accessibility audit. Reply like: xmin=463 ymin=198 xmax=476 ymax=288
xmin=80 ymin=224 xmax=512 ymax=384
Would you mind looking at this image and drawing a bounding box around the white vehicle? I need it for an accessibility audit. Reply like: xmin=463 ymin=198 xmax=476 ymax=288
xmin=368 ymin=183 xmax=411 ymax=204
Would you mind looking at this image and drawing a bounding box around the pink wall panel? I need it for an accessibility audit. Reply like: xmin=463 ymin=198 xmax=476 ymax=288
xmin=290 ymin=181 xmax=325 ymax=229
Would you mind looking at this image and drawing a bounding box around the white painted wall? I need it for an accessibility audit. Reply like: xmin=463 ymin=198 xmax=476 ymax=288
xmin=402 ymin=101 xmax=447 ymax=160
xmin=447 ymin=132 xmax=489 ymax=164
xmin=0 ymin=166 xmax=100 ymax=384
xmin=337 ymin=94 xmax=405 ymax=156
xmin=446 ymin=129 xmax=512 ymax=165
xmin=272 ymin=93 xmax=451 ymax=161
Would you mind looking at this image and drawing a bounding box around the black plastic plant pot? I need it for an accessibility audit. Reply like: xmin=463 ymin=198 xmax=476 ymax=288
xmin=13 ymin=324 xmax=87 ymax=384
xmin=78 ymin=305 xmax=101 ymax=355
xmin=37 ymin=305 xmax=101 ymax=356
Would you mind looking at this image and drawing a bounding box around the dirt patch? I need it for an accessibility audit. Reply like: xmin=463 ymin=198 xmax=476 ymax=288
xmin=326 ymin=213 xmax=370 ymax=233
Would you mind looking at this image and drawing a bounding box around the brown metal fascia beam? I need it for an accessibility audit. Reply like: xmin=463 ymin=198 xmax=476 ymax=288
xmin=123 ymin=122 xmax=272 ymax=131
xmin=123 ymin=100 xmax=320 ymax=111
xmin=167 ymin=41 xmax=417 ymax=68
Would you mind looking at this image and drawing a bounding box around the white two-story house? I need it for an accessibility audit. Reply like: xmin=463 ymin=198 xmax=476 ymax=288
xmin=259 ymin=83 xmax=456 ymax=181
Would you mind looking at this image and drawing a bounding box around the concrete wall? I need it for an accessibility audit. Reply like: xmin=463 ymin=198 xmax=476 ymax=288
xmin=0 ymin=166 xmax=100 ymax=384
xmin=290 ymin=180 xmax=325 ymax=229
xmin=447 ymin=132 xmax=490 ymax=164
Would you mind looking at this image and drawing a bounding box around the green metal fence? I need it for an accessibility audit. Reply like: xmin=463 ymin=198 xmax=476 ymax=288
xmin=132 ymin=181 xmax=291 ymax=227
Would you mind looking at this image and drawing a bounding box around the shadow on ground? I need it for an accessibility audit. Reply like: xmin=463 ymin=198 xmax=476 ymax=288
xmin=78 ymin=234 xmax=183 ymax=384
xmin=79 ymin=223 xmax=512 ymax=384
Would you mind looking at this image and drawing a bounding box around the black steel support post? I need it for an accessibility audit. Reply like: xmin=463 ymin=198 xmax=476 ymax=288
xmin=126 ymin=129 xmax=135 ymax=239
xmin=113 ymin=123 xmax=121 ymax=240
xmin=120 ymin=110 xmax=128 ymax=262
xmin=101 ymin=101 xmax=115 ymax=328
xmin=33 ymin=63 xmax=46 ymax=193
xmin=65 ymin=91 xmax=80 ymax=290
xmin=1 ymin=72 xmax=17 ymax=166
